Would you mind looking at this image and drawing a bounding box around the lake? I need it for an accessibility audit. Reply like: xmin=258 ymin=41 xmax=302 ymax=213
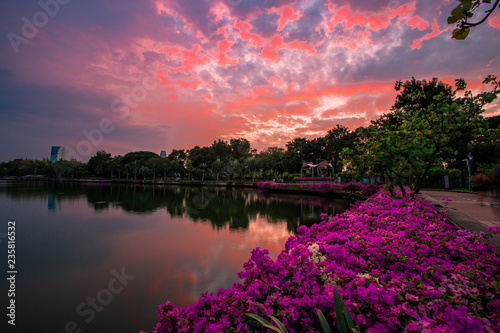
xmin=0 ymin=180 xmax=351 ymax=333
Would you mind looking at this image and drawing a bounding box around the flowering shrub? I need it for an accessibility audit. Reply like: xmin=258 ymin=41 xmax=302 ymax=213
xmin=487 ymin=226 xmax=500 ymax=233
xmin=144 ymin=191 xmax=500 ymax=333
xmin=359 ymin=184 xmax=380 ymax=197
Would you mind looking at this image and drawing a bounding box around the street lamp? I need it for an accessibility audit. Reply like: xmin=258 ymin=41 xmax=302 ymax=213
xmin=462 ymin=152 xmax=473 ymax=192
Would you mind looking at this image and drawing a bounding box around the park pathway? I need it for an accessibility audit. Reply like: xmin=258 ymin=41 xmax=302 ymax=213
xmin=421 ymin=190 xmax=500 ymax=228
xmin=420 ymin=189 xmax=500 ymax=257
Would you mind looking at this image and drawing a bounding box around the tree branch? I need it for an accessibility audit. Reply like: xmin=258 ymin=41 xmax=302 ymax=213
xmin=462 ymin=0 xmax=500 ymax=28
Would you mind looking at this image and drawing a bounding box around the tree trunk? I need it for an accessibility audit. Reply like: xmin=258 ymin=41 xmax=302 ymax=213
xmin=396 ymin=178 xmax=406 ymax=197
xmin=385 ymin=172 xmax=396 ymax=197
xmin=411 ymin=154 xmax=438 ymax=197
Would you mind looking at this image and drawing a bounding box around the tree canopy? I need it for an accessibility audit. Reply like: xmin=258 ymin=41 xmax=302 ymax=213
xmin=343 ymin=76 xmax=499 ymax=196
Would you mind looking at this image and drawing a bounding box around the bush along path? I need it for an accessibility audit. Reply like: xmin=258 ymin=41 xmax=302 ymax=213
xmin=142 ymin=190 xmax=500 ymax=333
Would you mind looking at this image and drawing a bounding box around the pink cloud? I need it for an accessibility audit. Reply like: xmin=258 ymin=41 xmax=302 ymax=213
xmin=269 ymin=5 xmax=303 ymax=32
xmin=234 ymin=21 xmax=264 ymax=48
xmin=488 ymin=13 xmax=500 ymax=29
xmin=217 ymin=39 xmax=238 ymax=67
xmin=412 ymin=22 xmax=448 ymax=49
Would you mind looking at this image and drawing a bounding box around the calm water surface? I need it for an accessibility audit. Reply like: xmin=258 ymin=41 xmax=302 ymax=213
xmin=0 ymin=181 xmax=351 ymax=333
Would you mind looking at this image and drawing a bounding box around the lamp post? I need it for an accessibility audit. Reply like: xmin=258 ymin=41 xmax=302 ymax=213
xmin=462 ymin=152 xmax=473 ymax=192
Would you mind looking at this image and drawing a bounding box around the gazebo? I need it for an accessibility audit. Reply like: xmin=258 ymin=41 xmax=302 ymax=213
xmin=301 ymin=160 xmax=334 ymax=177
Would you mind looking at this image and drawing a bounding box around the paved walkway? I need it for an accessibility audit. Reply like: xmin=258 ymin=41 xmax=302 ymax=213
xmin=420 ymin=190 xmax=500 ymax=257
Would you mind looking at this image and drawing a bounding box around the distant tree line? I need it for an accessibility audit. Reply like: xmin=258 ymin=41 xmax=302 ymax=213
xmin=1 ymin=77 xmax=499 ymax=192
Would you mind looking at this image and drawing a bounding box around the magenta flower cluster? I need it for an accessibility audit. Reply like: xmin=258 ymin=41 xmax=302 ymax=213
xmin=144 ymin=191 xmax=500 ymax=333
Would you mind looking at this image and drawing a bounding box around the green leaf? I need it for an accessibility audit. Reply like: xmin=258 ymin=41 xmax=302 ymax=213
xmin=447 ymin=16 xmax=458 ymax=24
xmin=451 ymin=4 xmax=465 ymax=15
xmin=341 ymin=300 xmax=356 ymax=329
xmin=460 ymin=0 xmax=473 ymax=11
xmin=316 ymin=309 xmax=333 ymax=333
xmin=245 ymin=313 xmax=282 ymax=333
xmin=333 ymin=285 xmax=348 ymax=333
xmin=452 ymin=27 xmax=470 ymax=39
xmin=269 ymin=316 xmax=289 ymax=333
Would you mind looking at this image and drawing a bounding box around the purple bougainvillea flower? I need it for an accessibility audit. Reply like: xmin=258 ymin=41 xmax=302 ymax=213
xmin=143 ymin=190 xmax=500 ymax=333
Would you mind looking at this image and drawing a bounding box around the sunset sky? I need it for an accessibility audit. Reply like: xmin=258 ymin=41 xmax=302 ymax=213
xmin=1 ymin=0 xmax=499 ymax=162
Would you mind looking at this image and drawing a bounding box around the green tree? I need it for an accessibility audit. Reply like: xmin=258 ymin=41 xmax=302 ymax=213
xmin=257 ymin=147 xmax=285 ymax=178
xmin=211 ymin=139 xmax=232 ymax=160
xmin=139 ymin=165 xmax=150 ymax=180
xmin=86 ymin=150 xmax=111 ymax=178
xmin=107 ymin=155 xmax=122 ymax=179
xmin=188 ymin=146 xmax=217 ymax=175
xmin=147 ymin=157 xmax=165 ymax=180
xmin=244 ymin=157 xmax=259 ymax=182
xmin=210 ymin=158 xmax=225 ymax=182
xmin=325 ymin=124 xmax=359 ymax=173
xmin=199 ymin=162 xmax=208 ymax=181
xmin=226 ymin=159 xmax=242 ymax=181
xmin=351 ymin=76 xmax=499 ymax=196
xmin=168 ymin=149 xmax=187 ymax=164
xmin=284 ymin=137 xmax=308 ymax=173
xmin=170 ymin=160 xmax=182 ymax=179
xmin=160 ymin=159 xmax=170 ymax=181
xmin=230 ymin=138 xmax=252 ymax=162
xmin=185 ymin=159 xmax=195 ymax=180
xmin=131 ymin=161 xmax=140 ymax=180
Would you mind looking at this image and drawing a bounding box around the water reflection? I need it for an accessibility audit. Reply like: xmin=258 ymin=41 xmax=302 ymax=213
xmin=0 ymin=180 xmax=351 ymax=333
xmin=0 ymin=181 xmax=351 ymax=233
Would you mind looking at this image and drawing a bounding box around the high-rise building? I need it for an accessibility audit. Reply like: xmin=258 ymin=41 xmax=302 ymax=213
xmin=50 ymin=146 xmax=65 ymax=163
xmin=160 ymin=150 xmax=167 ymax=158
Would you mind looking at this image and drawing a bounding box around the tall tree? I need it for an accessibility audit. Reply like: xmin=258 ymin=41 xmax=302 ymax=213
xmin=211 ymin=140 xmax=232 ymax=161
xmin=86 ymin=150 xmax=111 ymax=177
xmin=230 ymin=138 xmax=252 ymax=162
xmin=353 ymin=76 xmax=499 ymax=196
xmin=325 ymin=125 xmax=359 ymax=173
xmin=210 ymin=158 xmax=225 ymax=182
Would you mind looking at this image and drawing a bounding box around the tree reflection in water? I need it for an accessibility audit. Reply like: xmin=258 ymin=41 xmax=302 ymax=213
xmin=0 ymin=181 xmax=352 ymax=232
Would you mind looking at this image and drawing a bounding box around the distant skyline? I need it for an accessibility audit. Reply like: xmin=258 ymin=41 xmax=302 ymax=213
xmin=1 ymin=0 xmax=500 ymax=162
